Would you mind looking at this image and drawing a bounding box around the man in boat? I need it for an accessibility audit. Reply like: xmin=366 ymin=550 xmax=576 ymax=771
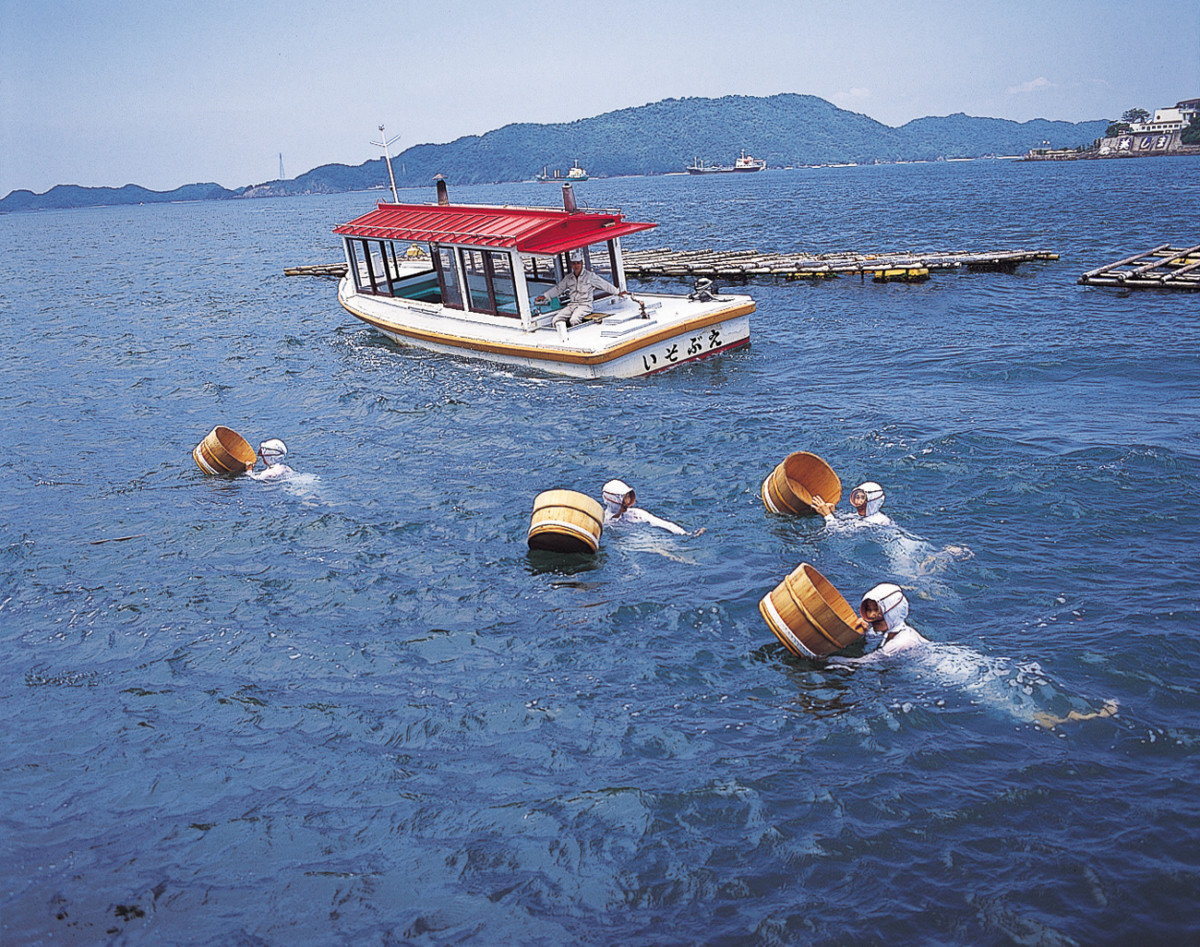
xmin=601 ymin=479 xmax=703 ymax=536
xmin=534 ymin=251 xmax=627 ymax=332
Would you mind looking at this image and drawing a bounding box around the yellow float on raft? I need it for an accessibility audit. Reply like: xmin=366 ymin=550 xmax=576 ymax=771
xmin=871 ymin=267 xmax=930 ymax=282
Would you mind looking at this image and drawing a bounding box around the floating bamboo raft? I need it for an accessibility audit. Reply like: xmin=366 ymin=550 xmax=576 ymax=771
xmin=285 ymin=246 xmax=1059 ymax=284
xmin=1078 ymin=243 xmax=1200 ymax=291
xmin=621 ymin=247 xmax=1058 ymax=282
xmin=284 ymin=263 xmax=348 ymax=278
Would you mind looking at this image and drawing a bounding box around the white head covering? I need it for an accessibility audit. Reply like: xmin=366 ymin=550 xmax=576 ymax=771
xmin=258 ymin=438 xmax=288 ymax=467
xmin=861 ymin=583 xmax=909 ymax=631
xmin=855 ymin=481 xmax=886 ymax=517
xmin=602 ymin=479 xmax=634 ymax=516
xmin=569 ymin=250 xmax=584 ymax=263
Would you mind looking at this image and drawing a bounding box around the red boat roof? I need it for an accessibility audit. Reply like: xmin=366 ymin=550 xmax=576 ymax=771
xmin=333 ymin=202 xmax=656 ymax=255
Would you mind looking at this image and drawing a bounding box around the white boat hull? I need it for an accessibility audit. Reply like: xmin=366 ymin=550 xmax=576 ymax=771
xmin=338 ymin=278 xmax=752 ymax=379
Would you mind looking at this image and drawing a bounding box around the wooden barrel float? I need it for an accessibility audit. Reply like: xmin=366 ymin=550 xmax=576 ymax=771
xmin=527 ymin=489 xmax=604 ymax=554
xmin=193 ymin=425 xmax=256 ymax=475
xmin=759 ymin=562 xmax=863 ymax=658
xmin=761 ymin=451 xmax=841 ymax=515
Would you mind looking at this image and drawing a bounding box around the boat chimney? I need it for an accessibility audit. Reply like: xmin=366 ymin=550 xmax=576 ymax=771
xmin=562 ymin=182 xmax=577 ymax=213
xmin=435 ymin=175 xmax=449 ymax=206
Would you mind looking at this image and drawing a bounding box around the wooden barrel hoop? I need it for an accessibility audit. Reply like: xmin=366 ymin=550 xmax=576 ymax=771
xmin=760 ymin=561 xmax=863 ymax=657
xmin=527 ymin=489 xmax=604 ymax=554
xmin=193 ymin=425 xmax=256 ymax=475
xmin=761 ymin=451 xmax=841 ymax=515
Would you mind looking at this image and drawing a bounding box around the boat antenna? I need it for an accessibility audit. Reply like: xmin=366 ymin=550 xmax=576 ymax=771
xmin=370 ymin=124 xmax=401 ymax=202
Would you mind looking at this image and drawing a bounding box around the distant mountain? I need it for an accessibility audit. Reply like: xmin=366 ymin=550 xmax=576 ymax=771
xmin=263 ymin=94 xmax=1108 ymax=192
xmin=1 ymin=94 xmax=1109 ymax=212
xmin=894 ymin=112 xmax=1105 ymax=159
xmin=0 ymin=181 xmax=239 ymax=212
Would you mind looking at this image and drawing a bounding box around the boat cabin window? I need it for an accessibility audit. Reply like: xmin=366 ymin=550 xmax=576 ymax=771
xmin=590 ymin=243 xmax=621 ymax=292
xmin=344 ymin=238 xmax=441 ymax=303
xmin=525 ymin=256 xmax=557 ymax=283
xmin=486 ymin=251 xmax=519 ymax=317
xmin=460 ymin=248 xmax=520 ymax=318
xmin=432 ymin=246 xmax=464 ymax=309
xmin=346 ymin=238 xmax=401 ymax=296
xmin=460 ymin=250 xmax=494 ymax=314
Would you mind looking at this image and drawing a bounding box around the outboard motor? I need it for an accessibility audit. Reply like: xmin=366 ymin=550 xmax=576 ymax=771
xmin=689 ymin=277 xmax=719 ymax=301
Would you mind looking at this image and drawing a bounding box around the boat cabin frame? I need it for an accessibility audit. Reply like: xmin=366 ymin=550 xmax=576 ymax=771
xmin=334 ymin=200 xmax=655 ymax=333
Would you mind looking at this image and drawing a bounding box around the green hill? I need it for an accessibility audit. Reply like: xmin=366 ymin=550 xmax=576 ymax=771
xmin=1 ymin=94 xmax=1109 ymax=211
xmin=285 ymin=94 xmax=1107 ymax=191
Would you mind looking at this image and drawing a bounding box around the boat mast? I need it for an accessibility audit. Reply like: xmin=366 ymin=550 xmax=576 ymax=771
xmin=371 ymin=124 xmax=401 ymax=202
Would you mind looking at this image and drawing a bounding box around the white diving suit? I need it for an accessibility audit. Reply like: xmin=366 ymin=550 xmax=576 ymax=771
xmin=821 ymin=481 xmax=893 ymax=528
xmin=827 ymin=583 xmax=928 ymax=666
xmin=824 ymin=584 xmax=1118 ymax=729
xmin=601 ymin=479 xmax=688 ymax=535
xmin=247 ymin=438 xmax=294 ymax=481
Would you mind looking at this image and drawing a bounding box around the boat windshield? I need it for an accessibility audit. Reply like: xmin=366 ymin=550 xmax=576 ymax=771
xmin=344 ymin=238 xmax=521 ymax=317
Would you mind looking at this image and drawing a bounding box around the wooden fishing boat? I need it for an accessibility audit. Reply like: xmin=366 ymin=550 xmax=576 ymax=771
xmin=331 ymin=182 xmax=753 ymax=378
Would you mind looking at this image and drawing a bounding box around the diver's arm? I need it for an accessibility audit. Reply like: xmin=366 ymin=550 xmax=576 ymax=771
xmin=626 ymin=508 xmax=689 ymax=535
xmin=811 ymin=495 xmax=837 ymax=525
xmin=827 ymin=649 xmax=884 ymax=667
xmin=827 ymin=626 xmax=924 ymax=667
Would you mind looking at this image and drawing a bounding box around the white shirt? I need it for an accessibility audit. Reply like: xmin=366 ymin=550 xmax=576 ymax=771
xmin=604 ymin=506 xmax=689 ymax=535
xmin=823 ymin=510 xmax=894 ymax=529
xmin=827 ymin=623 xmax=929 ymax=666
xmin=247 ymin=463 xmax=294 ymax=481
xmin=542 ymin=268 xmax=620 ymax=309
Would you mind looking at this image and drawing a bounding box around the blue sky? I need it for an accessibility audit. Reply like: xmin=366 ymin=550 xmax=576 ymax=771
xmin=1 ymin=0 xmax=1197 ymax=195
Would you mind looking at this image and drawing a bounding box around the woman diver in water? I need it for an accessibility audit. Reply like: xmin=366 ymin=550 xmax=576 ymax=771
xmin=824 ymin=584 xmax=1118 ymax=729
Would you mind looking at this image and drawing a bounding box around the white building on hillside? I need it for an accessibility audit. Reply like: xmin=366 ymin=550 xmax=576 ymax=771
xmin=1130 ymin=98 xmax=1199 ymax=133
xmin=1177 ymin=98 xmax=1200 ymax=121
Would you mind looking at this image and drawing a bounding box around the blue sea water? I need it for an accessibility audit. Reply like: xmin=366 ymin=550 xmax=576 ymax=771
xmin=2 ymin=158 xmax=1199 ymax=946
